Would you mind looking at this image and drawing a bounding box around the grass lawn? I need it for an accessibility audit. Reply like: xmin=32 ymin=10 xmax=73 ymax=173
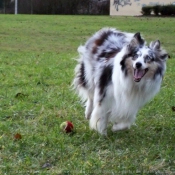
xmin=0 ymin=15 xmax=175 ymax=174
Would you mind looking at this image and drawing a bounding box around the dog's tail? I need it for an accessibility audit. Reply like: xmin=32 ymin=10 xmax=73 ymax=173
xmin=72 ymin=45 xmax=94 ymax=103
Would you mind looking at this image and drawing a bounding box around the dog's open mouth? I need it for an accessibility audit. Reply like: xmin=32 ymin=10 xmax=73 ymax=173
xmin=133 ymin=68 xmax=148 ymax=82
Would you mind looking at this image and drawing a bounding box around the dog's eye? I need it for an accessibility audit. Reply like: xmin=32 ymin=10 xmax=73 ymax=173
xmin=132 ymin=54 xmax=139 ymax=60
xmin=145 ymin=55 xmax=154 ymax=61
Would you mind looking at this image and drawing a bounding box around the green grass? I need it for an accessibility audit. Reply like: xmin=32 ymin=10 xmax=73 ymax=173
xmin=0 ymin=15 xmax=175 ymax=174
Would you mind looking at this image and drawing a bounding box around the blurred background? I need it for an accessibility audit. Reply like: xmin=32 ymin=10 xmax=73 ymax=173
xmin=0 ymin=0 xmax=110 ymax=15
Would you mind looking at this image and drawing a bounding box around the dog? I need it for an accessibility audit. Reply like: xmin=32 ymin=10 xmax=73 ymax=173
xmin=73 ymin=28 xmax=168 ymax=135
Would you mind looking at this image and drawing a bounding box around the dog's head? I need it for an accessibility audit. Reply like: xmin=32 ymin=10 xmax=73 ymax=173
xmin=121 ymin=33 xmax=169 ymax=82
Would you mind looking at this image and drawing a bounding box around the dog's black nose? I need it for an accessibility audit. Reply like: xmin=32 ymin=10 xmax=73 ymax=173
xmin=135 ymin=62 xmax=142 ymax=69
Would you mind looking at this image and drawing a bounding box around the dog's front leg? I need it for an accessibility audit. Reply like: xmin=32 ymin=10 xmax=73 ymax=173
xmin=89 ymin=104 xmax=108 ymax=135
xmin=85 ymin=98 xmax=93 ymax=120
xmin=89 ymin=89 xmax=109 ymax=135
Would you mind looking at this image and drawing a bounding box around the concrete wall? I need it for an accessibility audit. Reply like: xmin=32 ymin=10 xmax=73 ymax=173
xmin=110 ymin=0 xmax=175 ymax=16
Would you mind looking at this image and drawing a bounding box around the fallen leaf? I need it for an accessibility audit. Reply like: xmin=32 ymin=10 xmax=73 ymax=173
xmin=15 ymin=92 xmax=28 ymax=100
xmin=14 ymin=133 xmax=22 ymax=140
xmin=42 ymin=162 xmax=52 ymax=169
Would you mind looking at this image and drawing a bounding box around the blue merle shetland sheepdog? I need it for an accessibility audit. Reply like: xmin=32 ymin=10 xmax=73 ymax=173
xmin=73 ymin=28 xmax=168 ymax=135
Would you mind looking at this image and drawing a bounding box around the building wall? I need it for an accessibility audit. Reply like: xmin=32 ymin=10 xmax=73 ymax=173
xmin=110 ymin=0 xmax=175 ymax=16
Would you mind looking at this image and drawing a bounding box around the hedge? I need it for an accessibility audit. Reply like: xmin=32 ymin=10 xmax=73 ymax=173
xmin=141 ymin=4 xmax=175 ymax=16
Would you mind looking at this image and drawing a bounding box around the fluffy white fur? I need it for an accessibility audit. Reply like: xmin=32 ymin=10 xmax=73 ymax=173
xmin=73 ymin=28 xmax=168 ymax=135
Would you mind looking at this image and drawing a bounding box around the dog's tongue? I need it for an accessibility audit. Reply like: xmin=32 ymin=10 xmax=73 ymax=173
xmin=134 ymin=69 xmax=145 ymax=81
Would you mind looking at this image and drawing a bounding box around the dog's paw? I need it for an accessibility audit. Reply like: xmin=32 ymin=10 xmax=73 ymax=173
xmin=85 ymin=111 xmax=91 ymax=120
xmin=112 ymin=123 xmax=130 ymax=132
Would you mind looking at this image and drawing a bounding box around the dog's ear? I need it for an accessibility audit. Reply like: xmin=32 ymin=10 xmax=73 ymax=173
xmin=133 ymin=32 xmax=145 ymax=46
xmin=160 ymin=53 xmax=169 ymax=60
xmin=149 ymin=40 xmax=160 ymax=50
xmin=126 ymin=32 xmax=144 ymax=54
xmin=150 ymin=40 xmax=169 ymax=60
